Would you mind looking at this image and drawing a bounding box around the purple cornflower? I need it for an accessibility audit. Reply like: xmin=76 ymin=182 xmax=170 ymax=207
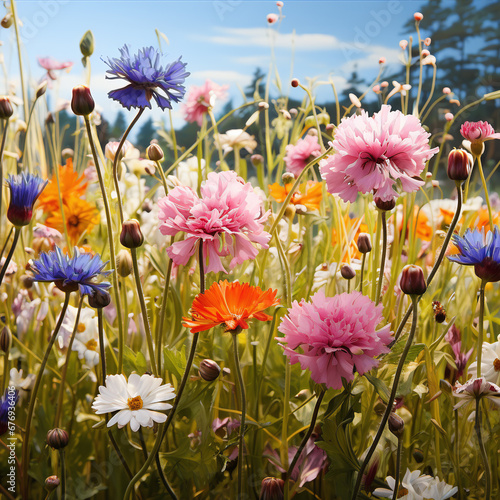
xmin=103 ymin=45 xmax=189 ymax=110
xmin=31 ymin=246 xmax=112 ymax=296
xmin=448 ymin=227 xmax=500 ymax=282
xmin=6 ymin=172 xmax=47 ymax=227
xmin=0 ymin=389 xmax=18 ymax=436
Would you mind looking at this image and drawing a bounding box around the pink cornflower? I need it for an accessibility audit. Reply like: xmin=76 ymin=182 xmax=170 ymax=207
xmin=320 ymin=105 xmax=439 ymax=203
xmin=284 ymin=135 xmax=321 ymax=177
xmin=182 ymin=80 xmax=229 ymax=126
xmin=267 ymin=13 xmax=279 ymax=24
xmin=157 ymin=171 xmax=270 ymax=274
xmin=460 ymin=121 xmax=500 ymax=156
xmin=453 ymin=377 xmax=500 ymax=409
xmin=277 ymin=291 xmax=392 ymax=389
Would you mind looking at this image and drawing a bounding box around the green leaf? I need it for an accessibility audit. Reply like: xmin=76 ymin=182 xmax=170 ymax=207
xmin=383 ymin=341 xmax=425 ymax=365
xmin=364 ymin=373 xmax=390 ymax=404
xmin=122 ymin=345 xmax=148 ymax=375
xmin=163 ymin=345 xmax=186 ymax=382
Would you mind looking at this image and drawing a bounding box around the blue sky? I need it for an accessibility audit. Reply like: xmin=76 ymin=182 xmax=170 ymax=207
xmin=2 ymin=0 xmax=435 ymax=128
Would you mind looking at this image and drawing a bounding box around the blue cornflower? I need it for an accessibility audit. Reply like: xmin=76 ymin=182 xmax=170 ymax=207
xmin=6 ymin=172 xmax=47 ymax=227
xmin=448 ymin=227 xmax=500 ymax=282
xmin=0 ymin=389 xmax=18 ymax=436
xmin=31 ymin=246 xmax=112 ymax=296
xmin=103 ymin=45 xmax=189 ymax=111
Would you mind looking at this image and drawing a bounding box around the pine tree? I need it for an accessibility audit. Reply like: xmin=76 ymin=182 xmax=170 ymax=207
xmin=110 ymin=110 xmax=127 ymax=139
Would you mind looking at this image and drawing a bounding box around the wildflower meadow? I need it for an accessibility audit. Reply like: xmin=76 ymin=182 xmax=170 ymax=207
xmin=1 ymin=1 xmax=500 ymax=499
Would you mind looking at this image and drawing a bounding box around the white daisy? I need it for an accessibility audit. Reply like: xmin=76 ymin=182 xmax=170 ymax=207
xmin=420 ymin=477 xmax=457 ymax=500
xmin=453 ymin=377 xmax=500 ymax=410
xmin=57 ymin=305 xmax=98 ymax=349
xmin=92 ymin=374 xmax=176 ymax=432
xmin=72 ymin=320 xmax=103 ymax=368
xmin=373 ymin=468 xmax=433 ymax=499
xmin=468 ymin=335 xmax=500 ymax=385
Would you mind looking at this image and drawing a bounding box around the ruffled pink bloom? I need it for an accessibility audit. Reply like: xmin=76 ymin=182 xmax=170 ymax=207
xmin=453 ymin=377 xmax=500 ymax=409
xmin=157 ymin=171 xmax=270 ymax=274
xmin=183 ymin=80 xmax=229 ymax=126
xmin=38 ymin=57 xmax=73 ymax=81
xmin=460 ymin=121 xmax=500 ymax=144
xmin=277 ymin=291 xmax=392 ymax=389
xmin=284 ymin=135 xmax=321 ymax=177
xmin=320 ymin=105 xmax=439 ymax=203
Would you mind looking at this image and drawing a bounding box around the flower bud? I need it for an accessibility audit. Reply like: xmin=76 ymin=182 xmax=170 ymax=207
xmin=413 ymin=449 xmax=424 ymax=463
xmin=251 ymin=154 xmax=264 ymax=168
xmin=260 ymin=477 xmax=284 ymax=500
xmin=447 ymin=149 xmax=471 ymax=182
xmin=414 ymin=12 xmax=423 ymax=21
xmin=388 ymin=412 xmax=405 ymax=438
xmin=400 ymin=265 xmax=426 ymax=296
xmin=199 ymin=359 xmax=221 ymax=382
xmin=374 ymin=197 xmax=396 ymax=212
xmin=62 ymin=148 xmax=74 ymax=159
xmin=340 ymin=264 xmax=356 ymax=280
xmin=432 ymin=301 xmax=446 ymax=323
xmin=79 ymin=30 xmax=94 ymax=58
xmin=36 ymin=81 xmax=48 ymax=99
xmin=120 ymin=219 xmax=144 ymax=249
xmin=44 ymin=475 xmax=60 ymax=492
xmin=20 ymin=274 xmax=34 ymax=289
xmin=71 ymin=85 xmax=95 ymax=116
xmin=0 ymin=326 xmax=12 ymax=353
xmin=291 ymin=78 xmax=299 ymax=88
xmin=0 ymin=96 xmax=14 ymax=119
xmin=47 ymin=428 xmax=69 ymax=449
xmin=116 ymin=249 xmax=133 ymax=277
xmin=1 ymin=13 xmax=13 ymax=28
xmin=147 ymin=143 xmax=164 ymax=162
xmin=45 ymin=112 xmax=55 ymax=126
xmin=357 ymin=233 xmax=372 ymax=254
xmin=88 ymin=289 xmax=111 ymax=309
xmin=282 ymin=172 xmax=295 ymax=184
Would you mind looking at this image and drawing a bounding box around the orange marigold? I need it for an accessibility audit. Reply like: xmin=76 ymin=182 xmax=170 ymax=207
xmin=45 ymin=197 xmax=99 ymax=245
xmin=269 ymin=181 xmax=323 ymax=211
xmin=182 ymin=280 xmax=280 ymax=333
xmin=38 ymin=158 xmax=88 ymax=212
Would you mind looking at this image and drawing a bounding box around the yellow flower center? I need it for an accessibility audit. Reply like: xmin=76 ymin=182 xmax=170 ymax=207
xmin=77 ymin=323 xmax=86 ymax=333
xmin=85 ymin=339 xmax=98 ymax=351
xmin=127 ymin=396 xmax=143 ymax=411
xmin=397 ymin=488 xmax=409 ymax=498
xmin=494 ymin=358 xmax=500 ymax=372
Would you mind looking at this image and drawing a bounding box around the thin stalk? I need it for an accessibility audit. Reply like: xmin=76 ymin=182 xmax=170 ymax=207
xmin=0 ymin=117 xmax=9 ymax=229
xmin=11 ymin=0 xmax=28 ymax=123
xmin=0 ymin=226 xmax=13 ymax=262
xmin=157 ymin=256 xmax=173 ymax=374
xmin=478 ymin=283 xmax=486 ymax=378
xmin=108 ymin=428 xmax=134 ymax=479
xmin=54 ymin=296 xmax=85 ymax=427
xmin=21 ymin=293 xmax=71 ymax=499
xmin=414 ymin=23 xmax=424 ymax=116
xmin=112 ymin=108 xmax=145 ymax=224
xmin=454 ymin=410 xmax=463 ymax=500
xmin=59 ymin=449 xmax=66 ymax=500
xmin=138 ymin=428 xmax=148 ymax=461
xmin=98 ymin=308 xmax=106 ymax=384
xmin=232 ymin=332 xmax=247 ymax=498
xmin=394 ymin=185 xmax=462 ymax=342
xmin=359 ymin=253 xmax=367 ymax=294
xmin=84 ymin=116 xmax=124 ymax=372
xmin=475 ymin=398 xmax=491 ymax=500
xmin=375 ymin=211 xmax=387 ymax=306
xmin=352 ymin=296 xmax=419 ymax=500
xmin=371 ymin=212 xmax=382 ymax=302
xmin=476 ymin=155 xmax=494 ymax=230
xmin=168 ymin=110 xmax=178 ymax=162
xmin=207 ymin=108 xmax=224 ymax=166
xmin=391 ymin=438 xmax=403 ymax=500
xmin=0 ymin=227 xmax=20 ymax=286
xmin=130 ymin=247 xmax=158 ymax=377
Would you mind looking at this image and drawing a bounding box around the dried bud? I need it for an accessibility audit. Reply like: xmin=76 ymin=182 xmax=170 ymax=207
xmin=447 ymin=149 xmax=471 ymax=182
xmin=413 ymin=449 xmax=424 ymax=463
xmin=1 ymin=14 xmax=13 ymax=28
xmin=44 ymin=476 xmax=60 ymax=492
xmin=340 ymin=264 xmax=356 ymax=280
xmin=0 ymin=326 xmax=12 ymax=353
xmin=432 ymin=301 xmax=446 ymax=323
xmin=0 ymin=96 xmax=14 ymax=119
xmin=357 ymin=233 xmax=372 ymax=254
xmin=20 ymin=274 xmax=35 ymax=289
xmin=61 ymin=148 xmax=74 ymax=159
xmin=251 ymin=154 xmax=264 ymax=168
xmin=388 ymin=412 xmax=405 ymax=438
xmin=374 ymin=197 xmax=396 ymax=212
xmin=120 ymin=219 xmax=144 ymax=249
xmin=116 ymin=249 xmax=133 ymax=277
xmin=46 ymin=428 xmax=69 ymax=449
xmin=281 ymin=172 xmax=295 ymax=184
xmin=400 ymin=265 xmax=426 ymax=296
xmin=291 ymin=78 xmax=300 ymax=88
xmin=36 ymin=81 xmax=48 ymax=99
xmin=147 ymin=143 xmax=164 ymax=162
xmin=260 ymin=477 xmax=284 ymax=500
xmin=71 ymin=85 xmax=95 ymax=116
xmin=88 ymin=289 xmax=111 ymax=309
xmin=45 ymin=112 xmax=55 ymax=126
xmin=199 ymin=359 xmax=221 ymax=382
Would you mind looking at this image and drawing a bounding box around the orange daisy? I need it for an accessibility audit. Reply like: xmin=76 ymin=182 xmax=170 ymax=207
xmin=182 ymin=280 xmax=280 ymax=334
xmin=38 ymin=158 xmax=88 ymax=212
xmin=269 ymin=181 xmax=323 ymax=211
xmin=45 ymin=197 xmax=100 ymax=245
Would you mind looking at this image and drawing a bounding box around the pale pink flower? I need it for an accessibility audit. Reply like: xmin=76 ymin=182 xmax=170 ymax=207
xmin=372 ymin=85 xmax=381 ymax=94
xmin=320 ymin=105 xmax=439 ymax=202
xmin=453 ymin=377 xmax=500 ymax=409
xmin=443 ymin=87 xmax=451 ymax=94
xmin=445 ymin=112 xmax=454 ymax=121
xmin=277 ymin=291 xmax=392 ymax=389
xmin=422 ymin=54 xmax=436 ymax=66
xmin=284 ymin=135 xmax=321 ymax=177
xmin=414 ymin=12 xmax=423 ymax=21
xmin=380 ymin=81 xmax=389 ymax=88
xmin=267 ymin=13 xmax=279 ymax=24
xmin=379 ymin=57 xmax=386 ymax=64
xmin=460 ymin=121 xmax=500 ymax=144
xmin=182 ymin=80 xmax=229 ymax=126
xmin=399 ymin=40 xmax=408 ymax=50
xmin=421 ymin=49 xmax=430 ymax=57
xmin=38 ymin=57 xmax=73 ymax=81
xmin=157 ymin=171 xmax=270 ymax=274
xmin=349 ymin=93 xmax=362 ymax=108
xmin=424 ymin=37 xmax=432 ymax=46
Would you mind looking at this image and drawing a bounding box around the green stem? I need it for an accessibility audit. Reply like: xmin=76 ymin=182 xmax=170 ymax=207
xmin=232 ymin=332 xmax=247 ymax=499
xmin=112 ymin=108 xmax=145 ymax=225
xmin=477 ymin=155 xmax=494 ymax=230
xmin=359 ymin=253 xmax=367 ymax=295
xmin=375 ymin=211 xmax=387 ymax=306
xmin=54 ymin=296 xmax=84 ymax=428
xmin=478 ymin=283 xmax=486 ymax=378
xmin=84 ymin=116 xmax=124 ymax=373
xmin=130 ymin=247 xmax=157 ymax=376
xmin=352 ymin=296 xmax=419 ymax=500
xmin=0 ymin=117 xmax=9 ymax=229
xmin=59 ymin=449 xmax=66 ymax=500
xmin=98 ymin=308 xmax=106 ymax=384
xmin=10 ymin=0 xmax=28 ymax=123
xmin=157 ymin=256 xmax=173 ymax=374
xmin=0 ymin=227 xmax=20 ymax=286
xmin=21 ymin=293 xmax=71 ymax=499
xmin=168 ymin=110 xmax=178 ymax=162
xmin=475 ymin=398 xmax=491 ymax=500
xmin=391 ymin=438 xmax=403 ymax=500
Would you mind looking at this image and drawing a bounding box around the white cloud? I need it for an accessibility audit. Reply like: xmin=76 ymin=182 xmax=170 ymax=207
xmin=189 ymin=70 xmax=252 ymax=88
